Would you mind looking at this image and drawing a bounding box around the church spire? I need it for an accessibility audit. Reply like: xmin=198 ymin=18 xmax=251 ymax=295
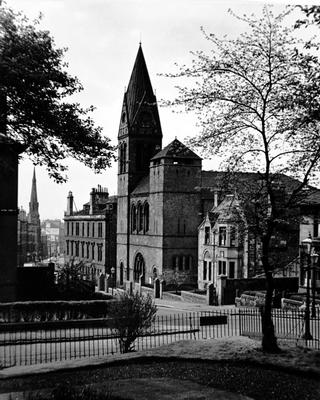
xmin=29 ymin=167 xmax=39 ymax=216
xmin=125 ymin=45 xmax=156 ymax=126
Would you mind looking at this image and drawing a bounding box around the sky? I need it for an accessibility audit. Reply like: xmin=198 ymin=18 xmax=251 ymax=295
xmin=6 ymin=0 xmax=309 ymax=219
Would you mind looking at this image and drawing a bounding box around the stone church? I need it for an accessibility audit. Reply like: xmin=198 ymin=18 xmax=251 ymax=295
xmin=116 ymin=46 xmax=300 ymax=289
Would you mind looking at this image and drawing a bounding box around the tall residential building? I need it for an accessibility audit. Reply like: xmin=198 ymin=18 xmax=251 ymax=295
xmin=64 ymin=186 xmax=117 ymax=285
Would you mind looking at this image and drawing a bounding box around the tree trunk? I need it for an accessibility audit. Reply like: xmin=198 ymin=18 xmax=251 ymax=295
xmin=261 ymin=257 xmax=281 ymax=353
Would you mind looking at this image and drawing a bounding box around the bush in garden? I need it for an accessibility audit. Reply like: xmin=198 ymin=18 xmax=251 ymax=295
xmin=108 ymin=292 xmax=157 ymax=353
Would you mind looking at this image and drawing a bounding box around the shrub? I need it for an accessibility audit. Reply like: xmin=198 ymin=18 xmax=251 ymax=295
xmin=108 ymin=292 xmax=157 ymax=353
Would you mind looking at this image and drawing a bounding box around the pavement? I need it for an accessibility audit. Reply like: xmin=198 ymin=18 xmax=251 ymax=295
xmin=154 ymin=297 xmax=235 ymax=315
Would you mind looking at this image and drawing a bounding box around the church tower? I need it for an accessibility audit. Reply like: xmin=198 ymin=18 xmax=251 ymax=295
xmin=117 ymin=45 xmax=162 ymax=281
xmin=28 ymin=168 xmax=41 ymax=260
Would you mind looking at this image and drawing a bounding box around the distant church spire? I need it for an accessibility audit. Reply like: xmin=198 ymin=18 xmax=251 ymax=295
xmin=29 ymin=167 xmax=39 ymax=217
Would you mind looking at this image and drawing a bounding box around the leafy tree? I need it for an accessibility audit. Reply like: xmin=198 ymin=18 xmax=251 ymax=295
xmin=109 ymin=292 xmax=157 ymax=353
xmin=0 ymin=3 xmax=115 ymax=182
xmin=56 ymin=260 xmax=95 ymax=299
xmin=164 ymin=6 xmax=320 ymax=352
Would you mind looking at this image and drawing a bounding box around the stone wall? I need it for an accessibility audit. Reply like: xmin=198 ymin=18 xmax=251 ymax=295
xmin=180 ymin=291 xmax=207 ymax=304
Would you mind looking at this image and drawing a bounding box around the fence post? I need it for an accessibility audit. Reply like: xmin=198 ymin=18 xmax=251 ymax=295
xmin=238 ymin=308 xmax=242 ymax=336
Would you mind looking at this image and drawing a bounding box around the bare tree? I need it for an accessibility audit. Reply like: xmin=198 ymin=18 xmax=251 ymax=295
xmin=109 ymin=292 xmax=157 ymax=353
xmin=164 ymin=6 xmax=320 ymax=352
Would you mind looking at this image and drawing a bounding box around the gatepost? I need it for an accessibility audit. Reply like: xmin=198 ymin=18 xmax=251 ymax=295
xmin=216 ymin=275 xmax=227 ymax=305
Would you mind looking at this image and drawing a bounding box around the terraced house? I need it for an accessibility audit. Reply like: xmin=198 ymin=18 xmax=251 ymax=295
xmin=64 ymin=186 xmax=117 ymax=286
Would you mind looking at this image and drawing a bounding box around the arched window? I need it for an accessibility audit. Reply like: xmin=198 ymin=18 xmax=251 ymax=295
xmin=131 ymin=203 xmax=137 ymax=232
xmin=137 ymin=202 xmax=143 ymax=232
xmin=119 ymin=142 xmax=127 ymax=174
xmin=134 ymin=253 xmax=145 ymax=284
xmin=144 ymin=202 xmax=149 ymax=233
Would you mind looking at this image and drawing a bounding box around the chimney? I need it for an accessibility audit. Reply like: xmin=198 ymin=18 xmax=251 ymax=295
xmin=213 ymin=190 xmax=219 ymax=208
xmin=66 ymin=191 xmax=73 ymax=216
xmin=90 ymin=188 xmax=96 ymax=215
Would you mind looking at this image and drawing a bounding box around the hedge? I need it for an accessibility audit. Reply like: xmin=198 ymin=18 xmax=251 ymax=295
xmin=0 ymin=300 xmax=114 ymax=323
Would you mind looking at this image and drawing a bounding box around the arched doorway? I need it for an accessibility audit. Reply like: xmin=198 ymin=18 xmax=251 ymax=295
xmin=134 ymin=253 xmax=145 ymax=284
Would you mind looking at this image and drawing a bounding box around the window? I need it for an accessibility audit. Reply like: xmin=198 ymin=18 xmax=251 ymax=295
xmin=70 ymin=241 xmax=73 ymax=256
xmin=97 ymin=244 xmax=103 ymax=262
xmin=218 ymin=260 xmax=226 ymax=275
xmin=86 ymin=243 xmax=90 ymax=259
xmin=71 ymin=222 xmax=74 ymax=236
xmin=131 ymin=204 xmax=137 ymax=232
xmin=92 ymin=223 xmax=95 ymax=237
xmin=120 ymin=262 xmax=124 ymax=285
xmin=87 ymin=223 xmax=89 ymax=237
xmin=66 ymin=240 xmax=69 ymax=255
xmin=203 ymin=261 xmax=207 ymax=280
xmin=98 ymin=222 xmax=103 ymax=238
xmin=144 ymin=202 xmax=149 ymax=232
xmin=67 ymin=223 xmax=69 ymax=236
xmin=75 ymin=242 xmax=79 ymax=257
xmin=137 ymin=203 xmax=143 ymax=232
xmin=75 ymin=222 xmax=79 ymax=236
xmin=82 ymin=223 xmax=85 ymax=237
xmin=219 ymin=227 xmax=227 ymax=246
xmin=205 ymin=227 xmax=210 ymax=244
xmin=91 ymin=243 xmax=95 ymax=260
xmin=179 ymin=256 xmax=183 ymax=271
xmin=229 ymin=261 xmax=235 ymax=279
xmin=134 ymin=253 xmax=145 ymax=283
xmin=119 ymin=142 xmax=127 ymax=174
xmin=208 ymin=261 xmax=212 ymax=281
xmin=230 ymin=227 xmax=236 ymax=247
xmin=81 ymin=242 xmax=85 ymax=258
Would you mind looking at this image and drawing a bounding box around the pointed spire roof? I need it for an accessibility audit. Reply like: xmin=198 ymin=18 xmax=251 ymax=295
xmin=125 ymin=45 xmax=156 ymax=125
xmin=151 ymin=138 xmax=201 ymax=161
xmin=30 ymin=167 xmax=38 ymax=205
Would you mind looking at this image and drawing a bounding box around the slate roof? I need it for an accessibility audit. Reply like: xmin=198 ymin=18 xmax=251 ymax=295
xmin=131 ymin=175 xmax=150 ymax=195
xmin=125 ymin=45 xmax=157 ymax=125
xmin=152 ymin=138 xmax=201 ymax=161
xmin=209 ymin=194 xmax=246 ymax=225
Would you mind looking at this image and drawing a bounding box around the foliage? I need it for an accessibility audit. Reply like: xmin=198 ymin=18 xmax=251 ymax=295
xmin=55 ymin=260 xmax=95 ymax=299
xmin=109 ymin=292 xmax=157 ymax=353
xmin=0 ymin=2 xmax=115 ymax=182
xmin=164 ymin=6 xmax=320 ymax=352
xmin=0 ymin=300 xmax=112 ymax=322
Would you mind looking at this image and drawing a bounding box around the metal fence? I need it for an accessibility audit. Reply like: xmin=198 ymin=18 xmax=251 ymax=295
xmin=0 ymin=308 xmax=319 ymax=368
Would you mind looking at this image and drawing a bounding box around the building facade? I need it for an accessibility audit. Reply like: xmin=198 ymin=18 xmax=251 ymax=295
xmin=17 ymin=169 xmax=43 ymax=266
xmin=64 ymin=186 xmax=117 ymax=285
xmin=116 ymin=45 xmax=202 ymax=287
xmin=41 ymin=219 xmax=65 ymax=259
xmin=198 ymin=194 xmax=248 ymax=290
xmin=116 ymin=46 xmax=303 ymax=290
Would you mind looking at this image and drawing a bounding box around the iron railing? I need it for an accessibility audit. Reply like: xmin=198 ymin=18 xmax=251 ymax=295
xmin=0 ymin=308 xmax=319 ymax=368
